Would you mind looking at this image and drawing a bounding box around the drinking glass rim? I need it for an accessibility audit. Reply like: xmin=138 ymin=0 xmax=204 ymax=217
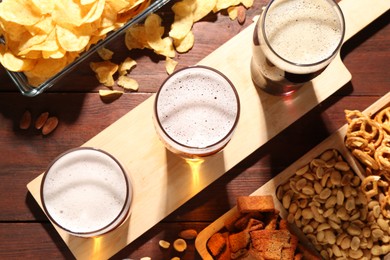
xmin=261 ymin=0 xmax=346 ymax=68
xmin=154 ymin=65 xmax=241 ymax=152
xmin=40 ymin=147 xmax=132 ymax=237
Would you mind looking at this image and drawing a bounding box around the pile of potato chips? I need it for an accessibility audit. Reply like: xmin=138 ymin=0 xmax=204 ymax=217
xmin=0 ymin=0 xmax=150 ymax=86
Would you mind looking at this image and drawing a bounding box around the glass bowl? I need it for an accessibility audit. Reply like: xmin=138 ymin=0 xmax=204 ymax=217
xmin=0 ymin=0 xmax=171 ymax=97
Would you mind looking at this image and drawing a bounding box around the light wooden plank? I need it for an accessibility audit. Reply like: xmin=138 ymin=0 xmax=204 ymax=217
xmin=27 ymin=0 xmax=388 ymax=258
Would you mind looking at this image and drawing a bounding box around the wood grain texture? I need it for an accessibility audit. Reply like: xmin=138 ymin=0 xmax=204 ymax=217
xmin=0 ymin=0 xmax=389 ymax=259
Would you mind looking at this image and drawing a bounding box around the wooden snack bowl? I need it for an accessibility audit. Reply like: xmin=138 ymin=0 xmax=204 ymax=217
xmin=196 ymin=92 xmax=390 ymax=259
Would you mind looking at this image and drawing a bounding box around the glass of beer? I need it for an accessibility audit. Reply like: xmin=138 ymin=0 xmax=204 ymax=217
xmin=40 ymin=147 xmax=133 ymax=237
xmin=153 ymin=66 xmax=240 ymax=159
xmin=251 ymin=0 xmax=345 ymax=95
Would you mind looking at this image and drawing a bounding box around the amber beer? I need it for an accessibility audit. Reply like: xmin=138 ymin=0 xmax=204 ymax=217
xmin=251 ymin=0 xmax=345 ymax=95
xmin=41 ymin=148 xmax=132 ymax=237
xmin=153 ymin=66 xmax=240 ymax=158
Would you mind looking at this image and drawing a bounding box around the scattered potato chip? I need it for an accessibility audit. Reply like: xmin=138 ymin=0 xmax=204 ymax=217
xmin=169 ymin=1 xmax=195 ymax=41
xmin=99 ymin=89 xmax=123 ymax=101
xmin=173 ymin=30 xmax=195 ymax=53
xmin=227 ymin=6 xmax=239 ymax=20
xmin=214 ymin=0 xmax=242 ymax=13
xmin=242 ymin=0 xmax=254 ymax=8
xmin=119 ymin=57 xmax=137 ymax=76
xmin=193 ymin=0 xmax=217 ymax=22
xmin=117 ymin=75 xmax=139 ymax=90
xmin=125 ymin=25 xmax=150 ymax=50
xmin=145 ymin=14 xmax=175 ymax=58
xmin=165 ymin=57 xmax=178 ymax=75
xmin=90 ymin=61 xmax=118 ymax=87
xmin=97 ymin=47 xmax=114 ymax=60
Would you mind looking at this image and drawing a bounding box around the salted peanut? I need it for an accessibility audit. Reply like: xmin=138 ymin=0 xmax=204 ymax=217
xmin=295 ymin=178 xmax=307 ymax=191
xmin=377 ymin=218 xmax=389 ymax=231
xmin=173 ymin=238 xmax=187 ymax=252
xmin=324 ymin=230 xmax=336 ymax=245
xmin=35 ymin=112 xmax=49 ymax=130
xmin=42 ymin=116 xmax=58 ymax=135
xmin=372 ymin=244 xmax=390 ymax=256
xmin=335 ymin=161 xmax=350 ymax=171
xmin=178 ymin=229 xmax=197 ymax=240
xmin=19 ymin=110 xmax=32 ymax=129
xmin=159 ymin=240 xmax=170 ymax=249
xmin=348 ymin=248 xmax=363 ymax=259
xmin=320 ymin=150 xmax=335 ymax=162
xmin=296 ymin=164 xmax=309 ymax=175
xmin=332 ymin=244 xmax=342 ymax=257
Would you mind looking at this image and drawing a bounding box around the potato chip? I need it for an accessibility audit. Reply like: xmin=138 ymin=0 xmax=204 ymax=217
xmin=0 ymin=0 xmax=42 ymax=26
xmin=154 ymin=37 xmax=176 ymax=58
xmin=117 ymin=75 xmax=139 ymax=90
xmin=97 ymin=47 xmax=114 ymax=61
xmin=214 ymin=0 xmax=241 ymax=13
xmin=227 ymin=6 xmax=238 ymax=20
xmin=193 ymin=0 xmax=217 ymax=22
xmin=165 ymin=57 xmax=178 ymax=75
xmin=144 ymin=14 xmax=175 ymax=58
xmin=52 ymin=0 xmax=104 ymax=27
xmin=24 ymin=56 xmax=68 ymax=85
xmin=31 ymin=0 xmax=55 ymax=15
xmin=56 ymin=25 xmax=90 ymax=52
xmin=99 ymin=89 xmax=123 ymax=99
xmin=119 ymin=57 xmax=137 ymax=76
xmin=169 ymin=1 xmax=195 ymax=41
xmin=173 ymin=30 xmax=194 ymax=53
xmin=241 ymin=0 xmax=254 ymax=8
xmin=90 ymin=61 xmax=118 ymax=87
xmin=0 ymin=45 xmax=36 ymax=72
xmin=18 ymin=29 xmax=58 ymax=57
xmin=125 ymin=25 xmax=150 ymax=50
xmin=26 ymin=16 xmax=55 ymax=36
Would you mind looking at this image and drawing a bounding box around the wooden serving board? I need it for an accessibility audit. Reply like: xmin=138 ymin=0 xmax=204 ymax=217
xmin=27 ymin=0 xmax=389 ymax=259
xmin=195 ymin=91 xmax=390 ymax=259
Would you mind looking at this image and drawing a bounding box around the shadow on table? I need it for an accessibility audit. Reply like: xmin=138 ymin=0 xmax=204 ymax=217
xmin=25 ymin=192 xmax=76 ymax=259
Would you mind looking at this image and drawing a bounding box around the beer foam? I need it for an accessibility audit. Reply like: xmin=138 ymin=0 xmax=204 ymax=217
xmin=42 ymin=149 xmax=129 ymax=234
xmin=264 ymin=0 xmax=343 ymax=65
xmin=156 ymin=67 xmax=239 ymax=149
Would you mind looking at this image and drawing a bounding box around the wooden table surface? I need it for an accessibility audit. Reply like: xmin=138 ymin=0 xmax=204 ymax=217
xmin=0 ymin=1 xmax=389 ymax=259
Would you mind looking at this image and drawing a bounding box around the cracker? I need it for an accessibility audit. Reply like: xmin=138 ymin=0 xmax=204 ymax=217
xmin=228 ymin=230 xmax=250 ymax=253
xmin=207 ymin=232 xmax=227 ymax=257
xmin=237 ymin=195 xmax=275 ymax=213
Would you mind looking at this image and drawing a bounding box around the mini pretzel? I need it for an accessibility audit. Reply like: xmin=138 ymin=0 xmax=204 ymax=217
xmin=375 ymin=145 xmax=390 ymax=171
xmin=375 ymin=107 xmax=390 ymax=134
xmin=352 ymin=149 xmax=380 ymax=171
xmin=346 ymin=117 xmax=384 ymax=148
xmin=345 ymin=110 xmax=366 ymax=123
xmin=345 ymin=136 xmax=368 ymax=150
xmin=378 ymin=169 xmax=390 ymax=182
xmin=361 ymin=175 xmax=381 ymax=198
